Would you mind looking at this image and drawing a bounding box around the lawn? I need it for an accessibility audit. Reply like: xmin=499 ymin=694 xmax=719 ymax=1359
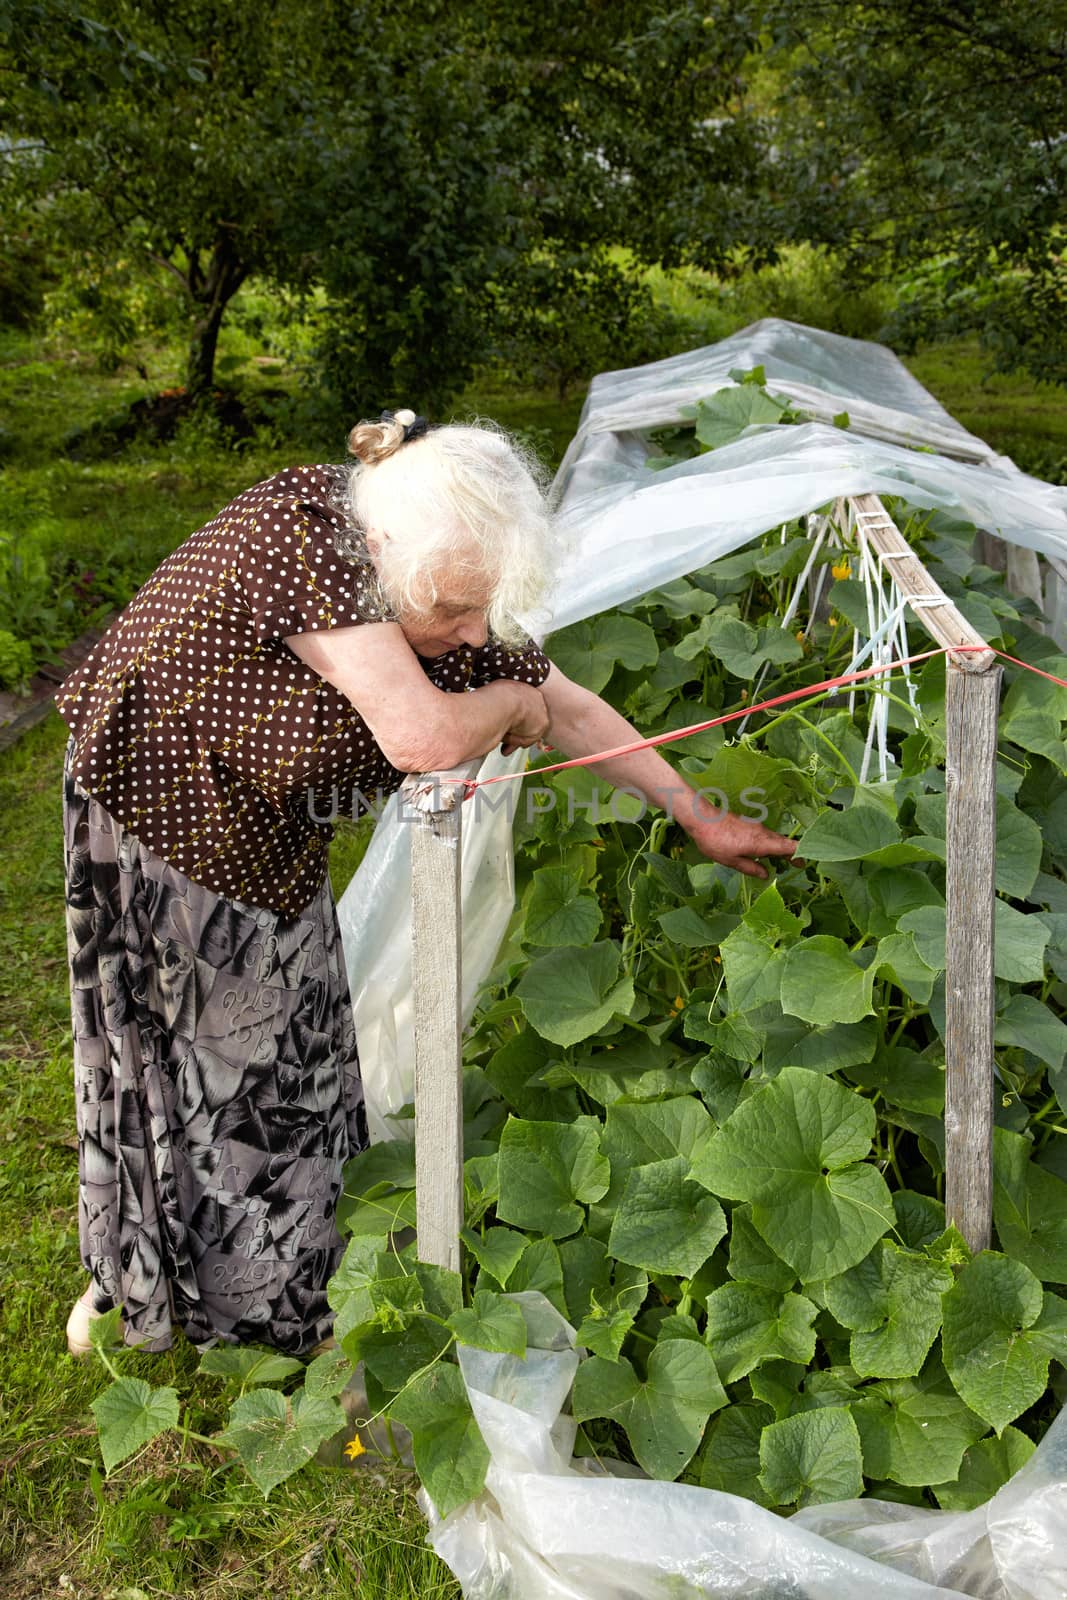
xmin=2 ymin=275 xmax=1066 ymax=1596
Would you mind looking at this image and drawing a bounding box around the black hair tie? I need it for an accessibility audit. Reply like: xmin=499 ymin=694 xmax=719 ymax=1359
xmin=379 ymin=409 xmax=431 ymax=444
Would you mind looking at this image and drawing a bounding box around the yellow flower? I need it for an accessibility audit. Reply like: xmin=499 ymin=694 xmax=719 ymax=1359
xmin=831 ymin=560 xmax=851 ymax=580
xmin=343 ymin=1434 xmax=366 ymax=1461
xmin=672 ymin=995 xmax=685 ymax=1012
xmin=828 ymin=617 xmax=838 ymax=627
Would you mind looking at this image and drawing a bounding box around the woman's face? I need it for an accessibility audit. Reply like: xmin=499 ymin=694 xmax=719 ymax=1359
xmin=366 ymin=531 xmax=491 ymax=657
xmin=401 ymin=592 xmax=490 ymax=658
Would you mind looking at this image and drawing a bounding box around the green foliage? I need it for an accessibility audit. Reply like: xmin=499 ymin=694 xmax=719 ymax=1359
xmin=90 ymin=1377 xmax=180 ymax=1473
xmin=222 ymin=1388 xmax=348 ymax=1498
xmin=1 ymin=1 xmax=768 ymax=410
xmin=0 ymin=628 xmax=35 ymax=691
xmin=315 ymin=501 xmax=1067 ymax=1517
xmin=767 ymin=2 xmax=1067 ymax=383
xmin=759 ymin=1407 xmax=864 ymax=1508
xmin=571 ymin=1339 xmax=727 ymax=1479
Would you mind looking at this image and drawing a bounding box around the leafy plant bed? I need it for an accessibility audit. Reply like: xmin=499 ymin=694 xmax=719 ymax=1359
xmin=81 ymin=496 xmax=1067 ymax=1528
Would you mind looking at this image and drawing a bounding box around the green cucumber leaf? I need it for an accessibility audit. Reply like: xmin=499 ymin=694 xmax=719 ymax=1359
xmin=851 ymin=1363 xmax=988 ymax=1486
xmin=222 ymin=1388 xmax=346 ymax=1497
xmin=601 ymin=1096 xmax=714 ymax=1170
xmin=522 ymin=866 xmax=602 ymax=948
xmin=719 ymin=922 xmax=785 ymax=1012
xmin=874 ymin=931 xmax=939 ymax=1005
xmin=86 ymin=1306 xmax=124 ymax=1352
xmin=795 ymin=804 xmax=901 ymax=862
xmin=758 ymin=1406 xmax=864 ymax=1508
xmin=822 ymin=1240 xmax=952 ymax=1378
xmin=448 ymin=1290 xmax=527 ymax=1357
xmin=516 ymin=942 xmax=635 ymax=1046
xmin=327 ymin=1236 xmax=392 ymax=1346
xmin=932 ymin=1427 xmax=1036 ymax=1511
xmin=575 ymin=1261 xmax=648 ymax=1361
xmin=699 ymin=1401 xmax=776 ymax=1505
xmin=507 ymin=1236 xmax=567 ymax=1314
xmin=914 ymin=793 xmax=1042 ymax=900
xmin=705 ymin=1282 xmax=819 ymax=1382
xmin=865 ymin=867 xmax=944 ymax=938
xmin=762 ymin=1016 xmax=878 ymax=1076
xmin=893 ymin=1190 xmax=946 ymax=1250
xmin=198 ymin=1347 xmax=306 ymax=1387
xmin=690 ymin=1068 xmax=893 ymax=1280
xmin=993 ymin=1127 xmax=1067 ymax=1283
xmin=303 ymin=1347 xmax=354 ymax=1400
xmin=899 ymin=903 xmax=1050 ymax=984
xmin=361 ymin=1319 xmax=451 ymax=1391
xmin=749 ymin=1359 xmax=808 ymax=1419
xmin=547 ymin=614 xmax=659 ymax=694
xmin=694 ymin=384 xmax=790 ymax=449
xmin=658 ymin=906 xmax=729 ymax=947
xmin=497 ymin=1117 xmax=609 ymax=1240
xmin=727 ymin=1205 xmax=797 ymax=1291
xmin=390 ymin=1363 xmax=490 ymax=1517
xmin=461 ymin=1225 xmax=529 ymax=1288
xmin=744 ymin=881 xmax=808 ymax=941
xmin=995 ymin=994 xmax=1067 ymax=1073
xmin=780 ymin=936 xmax=877 ymax=1025
xmin=607 ymin=1156 xmax=726 ymax=1277
xmin=571 ymin=1338 xmax=727 ymax=1479
xmin=341 ymin=1141 xmax=417 ymax=1201
xmin=942 ymin=1253 xmax=1067 ymax=1432
xmin=91 ymin=1377 xmax=181 ymax=1474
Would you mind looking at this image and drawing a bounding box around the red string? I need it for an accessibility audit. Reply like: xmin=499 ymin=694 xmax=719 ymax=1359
xmin=463 ymin=643 xmax=1067 ymax=797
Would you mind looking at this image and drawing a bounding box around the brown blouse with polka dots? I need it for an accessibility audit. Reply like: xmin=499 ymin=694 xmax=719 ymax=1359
xmin=55 ymin=464 xmax=551 ymax=917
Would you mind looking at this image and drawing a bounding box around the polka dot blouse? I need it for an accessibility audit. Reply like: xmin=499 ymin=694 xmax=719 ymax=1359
xmin=55 ymin=464 xmax=551 ymax=917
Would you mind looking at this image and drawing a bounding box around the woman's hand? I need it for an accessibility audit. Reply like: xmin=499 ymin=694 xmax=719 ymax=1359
xmin=538 ymin=665 xmax=800 ymax=878
xmin=500 ymin=683 xmax=551 ymax=756
xmin=683 ymin=803 xmax=799 ymax=880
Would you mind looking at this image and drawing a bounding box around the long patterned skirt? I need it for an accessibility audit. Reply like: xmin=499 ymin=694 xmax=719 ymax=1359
xmin=62 ymin=739 xmax=368 ymax=1353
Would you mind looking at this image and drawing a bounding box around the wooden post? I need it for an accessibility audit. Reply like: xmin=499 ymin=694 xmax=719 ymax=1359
xmin=847 ymin=495 xmax=1000 ymax=1253
xmin=403 ymin=764 xmax=479 ymax=1272
xmin=944 ymin=663 xmax=1001 ymax=1253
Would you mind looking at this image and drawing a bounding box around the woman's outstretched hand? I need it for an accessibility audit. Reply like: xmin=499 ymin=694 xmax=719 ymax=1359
xmin=685 ymin=805 xmax=801 ymax=880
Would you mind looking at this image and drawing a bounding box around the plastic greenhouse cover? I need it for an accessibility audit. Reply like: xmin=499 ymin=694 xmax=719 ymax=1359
xmin=335 ymin=321 xmax=1067 ymax=1594
xmin=422 ymin=1293 xmax=1067 ymax=1600
xmin=338 ymin=317 xmax=1067 ymax=1131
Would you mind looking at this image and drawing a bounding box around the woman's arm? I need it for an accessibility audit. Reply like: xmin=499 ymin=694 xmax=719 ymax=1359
xmin=540 ymin=664 xmax=796 ymax=879
xmin=285 ymin=623 xmax=548 ymax=772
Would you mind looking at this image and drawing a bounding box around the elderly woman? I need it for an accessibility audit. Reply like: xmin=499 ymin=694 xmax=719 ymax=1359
xmin=57 ymin=409 xmax=795 ymax=1358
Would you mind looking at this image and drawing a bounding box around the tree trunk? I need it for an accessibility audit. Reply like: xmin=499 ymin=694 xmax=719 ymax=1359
xmin=186 ymin=301 xmax=227 ymax=401
xmin=183 ymin=235 xmax=248 ymax=401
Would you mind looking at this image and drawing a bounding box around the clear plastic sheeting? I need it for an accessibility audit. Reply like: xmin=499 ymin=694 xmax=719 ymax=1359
xmin=422 ymin=1294 xmax=1067 ymax=1600
xmin=549 ymin=420 xmax=1067 ymax=633
xmin=338 ymin=317 xmax=1067 ymax=1126
xmin=553 ymin=318 xmax=986 ymax=485
xmin=340 ymin=745 xmax=525 ymax=1143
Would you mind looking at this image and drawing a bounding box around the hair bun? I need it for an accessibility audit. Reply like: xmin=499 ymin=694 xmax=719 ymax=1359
xmin=347 ymin=409 xmax=419 ymax=466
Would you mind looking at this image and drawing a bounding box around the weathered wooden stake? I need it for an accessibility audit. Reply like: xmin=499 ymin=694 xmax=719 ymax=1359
xmin=944 ymin=662 xmax=1002 ymax=1253
xmin=407 ymin=771 xmax=470 ymax=1272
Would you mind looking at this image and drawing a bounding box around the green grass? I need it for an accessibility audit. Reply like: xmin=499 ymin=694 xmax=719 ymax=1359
xmin=907 ymin=341 xmax=1067 ymax=479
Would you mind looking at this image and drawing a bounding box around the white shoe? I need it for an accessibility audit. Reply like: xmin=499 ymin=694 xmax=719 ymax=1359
xmin=66 ymin=1283 xmax=124 ymax=1356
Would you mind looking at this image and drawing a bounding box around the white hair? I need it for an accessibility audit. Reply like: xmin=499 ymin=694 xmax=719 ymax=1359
xmin=343 ymin=410 xmax=559 ymax=648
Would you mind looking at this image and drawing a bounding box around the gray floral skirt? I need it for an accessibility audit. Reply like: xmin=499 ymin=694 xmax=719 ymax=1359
xmin=62 ymin=739 xmax=368 ymax=1353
